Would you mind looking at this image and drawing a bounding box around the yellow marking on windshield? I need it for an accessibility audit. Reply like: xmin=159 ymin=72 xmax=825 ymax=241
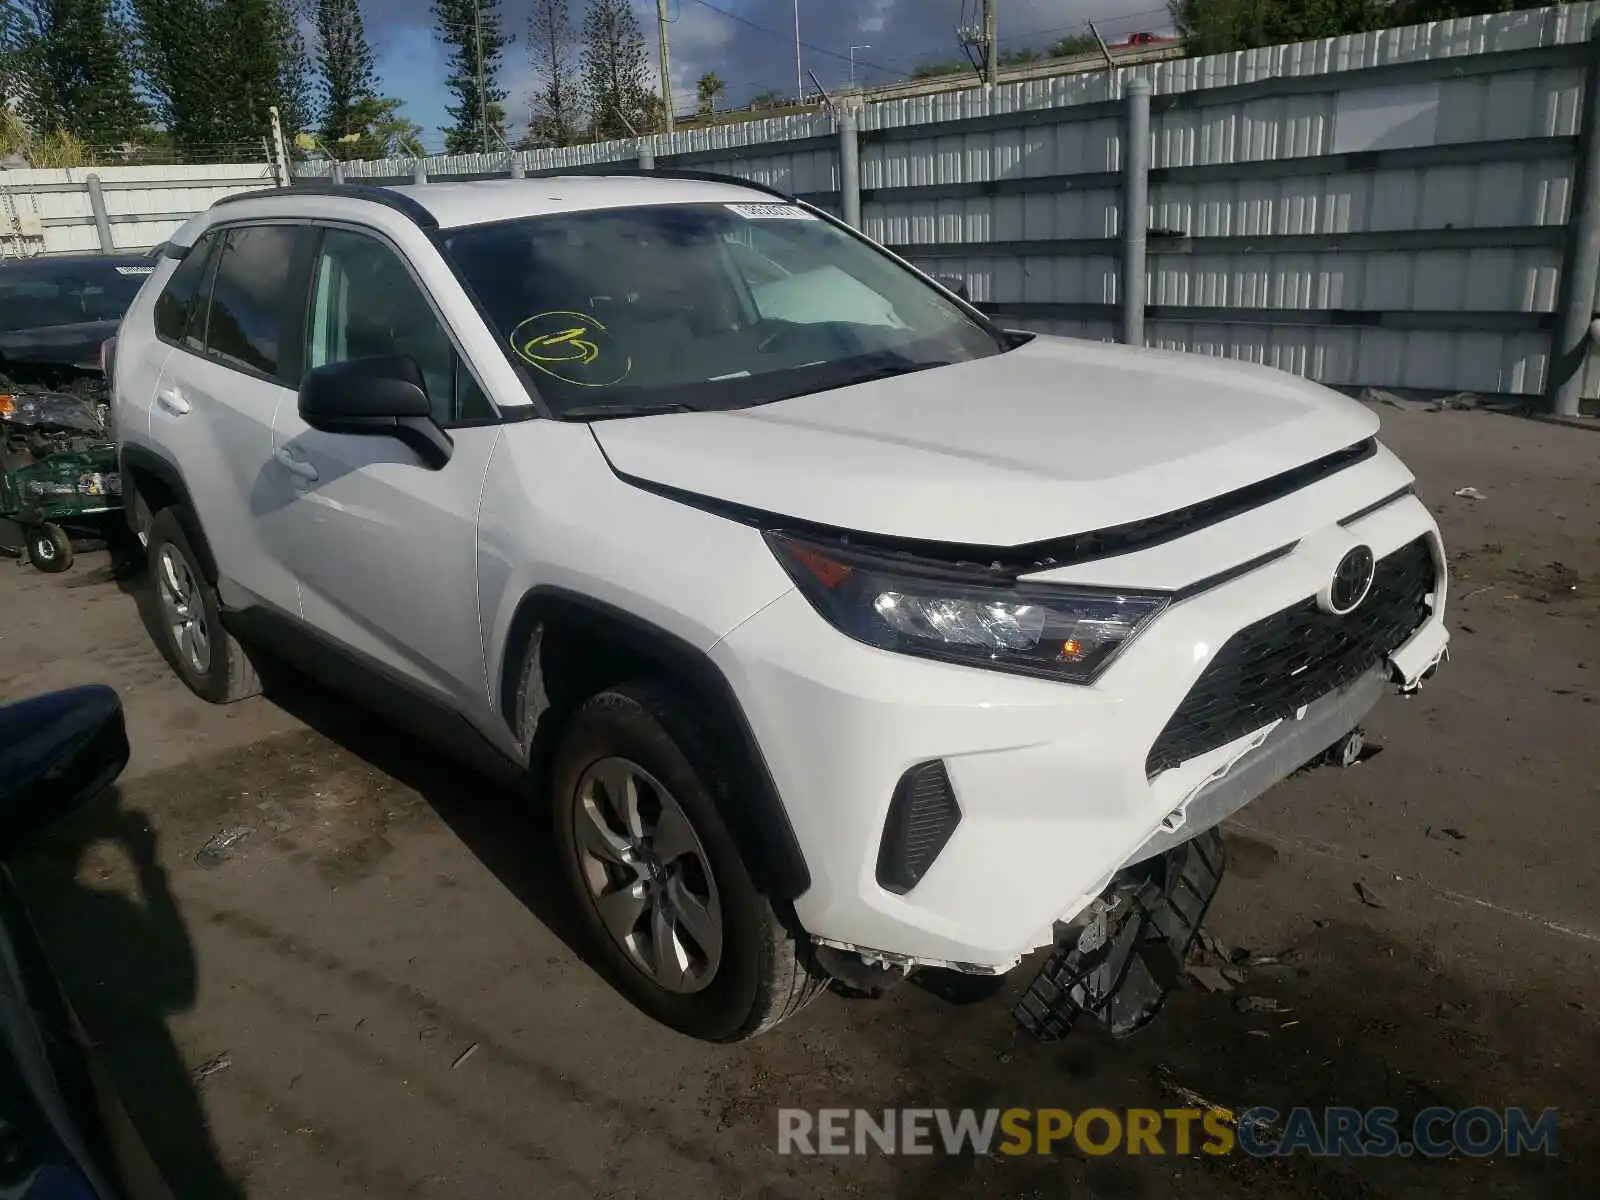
xmin=510 ymin=310 xmax=632 ymax=388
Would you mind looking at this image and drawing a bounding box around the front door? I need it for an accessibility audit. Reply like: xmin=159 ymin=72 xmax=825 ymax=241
xmin=268 ymin=225 xmax=500 ymax=709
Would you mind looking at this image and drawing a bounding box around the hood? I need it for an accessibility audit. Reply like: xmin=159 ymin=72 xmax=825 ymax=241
xmin=591 ymin=334 xmax=1380 ymax=546
xmin=0 ymin=320 xmax=118 ymax=373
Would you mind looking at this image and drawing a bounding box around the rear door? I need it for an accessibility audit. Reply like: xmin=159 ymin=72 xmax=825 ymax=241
xmin=149 ymin=222 xmax=312 ymax=616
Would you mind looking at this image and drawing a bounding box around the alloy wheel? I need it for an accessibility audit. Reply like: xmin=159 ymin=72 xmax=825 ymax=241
xmin=156 ymin=543 xmax=211 ymax=675
xmin=572 ymin=756 xmax=724 ymax=994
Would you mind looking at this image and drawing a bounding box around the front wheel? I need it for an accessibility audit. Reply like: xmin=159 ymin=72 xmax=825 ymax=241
xmin=551 ymin=682 xmax=824 ymax=1042
xmin=25 ymin=523 xmax=72 ymax=573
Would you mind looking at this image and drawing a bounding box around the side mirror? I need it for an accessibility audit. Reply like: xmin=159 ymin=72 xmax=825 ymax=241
xmin=298 ymin=355 xmax=453 ymax=470
xmin=934 ymin=275 xmax=971 ymax=302
xmin=0 ymin=685 xmax=128 ymax=860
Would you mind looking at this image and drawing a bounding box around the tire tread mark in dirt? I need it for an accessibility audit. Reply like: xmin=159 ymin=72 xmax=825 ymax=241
xmin=194 ymin=900 xmax=782 ymax=1192
xmin=226 ymin=1062 xmax=434 ymax=1198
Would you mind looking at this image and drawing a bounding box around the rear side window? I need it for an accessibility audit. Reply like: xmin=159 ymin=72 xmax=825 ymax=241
xmin=204 ymin=225 xmax=301 ymax=382
xmin=154 ymin=234 xmax=220 ymax=346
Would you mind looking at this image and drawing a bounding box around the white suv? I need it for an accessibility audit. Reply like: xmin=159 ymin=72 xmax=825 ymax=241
xmin=112 ymin=173 xmax=1449 ymax=1042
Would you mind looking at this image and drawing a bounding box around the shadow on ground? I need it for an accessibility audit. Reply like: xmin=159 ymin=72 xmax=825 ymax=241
xmin=112 ymin=562 xmax=594 ymax=963
xmin=11 ymin=784 xmax=241 ymax=1199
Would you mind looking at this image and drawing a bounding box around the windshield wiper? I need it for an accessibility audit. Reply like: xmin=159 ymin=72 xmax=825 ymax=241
xmin=558 ymin=401 xmax=698 ymax=421
xmin=778 ymin=358 xmax=953 ymax=402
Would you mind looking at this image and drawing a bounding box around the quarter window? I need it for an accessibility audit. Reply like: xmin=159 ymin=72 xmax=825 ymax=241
xmin=153 ymin=233 xmax=220 ymax=349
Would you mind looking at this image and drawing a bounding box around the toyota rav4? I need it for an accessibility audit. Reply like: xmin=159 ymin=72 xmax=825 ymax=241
xmin=111 ymin=173 xmax=1449 ymax=1042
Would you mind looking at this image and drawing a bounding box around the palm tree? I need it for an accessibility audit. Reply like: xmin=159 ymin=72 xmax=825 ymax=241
xmin=696 ymin=71 xmax=725 ymax=115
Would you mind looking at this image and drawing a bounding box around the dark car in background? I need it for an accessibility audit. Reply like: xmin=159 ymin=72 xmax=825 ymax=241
xmin=0 ymin=255 xmax=154 ymax=383
xmin=0 ymin=255 xmax=150 ymax=571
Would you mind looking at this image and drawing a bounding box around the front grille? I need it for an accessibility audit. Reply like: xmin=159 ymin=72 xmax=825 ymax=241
xmin=1146 ymin=536 xmax=1436 ymax=776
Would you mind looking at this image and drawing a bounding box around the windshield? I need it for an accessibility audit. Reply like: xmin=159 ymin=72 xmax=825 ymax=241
xmin=441 ymin=202 xmax=1006 ymax=417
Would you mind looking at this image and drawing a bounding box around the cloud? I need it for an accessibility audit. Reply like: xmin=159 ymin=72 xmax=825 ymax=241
xmin=367 ymin=0 xmax=1171 ymax=146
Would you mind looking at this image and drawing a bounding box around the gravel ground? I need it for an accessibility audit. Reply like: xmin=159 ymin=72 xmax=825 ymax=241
xmin=0 ymin=403 xmax=1595 ymax=1198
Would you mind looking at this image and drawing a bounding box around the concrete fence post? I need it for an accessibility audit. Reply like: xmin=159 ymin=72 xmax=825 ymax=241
xmin=1122 ymin=77 xmax=1152 ymax=347
xmin=1549 ymin=20 xmax=1600 ymax=418
xmin=839 ymin=108 xmax=862 ymax=229
xmin=413 ymin=158 xmax=428 ymax=185
xmin=638 ymin=139 xmax=655 ymax=170
xmin=331 ymin=161 xmax=346 ymax=185
xmin=509 ymin=153 xmax=526 ymax=179
xmin=84 ymin=173 xmax=113 ymax=254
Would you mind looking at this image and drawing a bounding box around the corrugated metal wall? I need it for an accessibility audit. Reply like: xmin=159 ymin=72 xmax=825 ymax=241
xmin=0 ymin=163 xmax=275 ymax=254
xmin=8 ymin=5 xmax=1592 ymax=400
xmin=296 ymin=2 xmax=1597 ymax=399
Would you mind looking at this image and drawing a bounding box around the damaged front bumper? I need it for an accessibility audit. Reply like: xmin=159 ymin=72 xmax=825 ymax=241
xmin=1016 ymin=828 xmax=1227 ymax=1040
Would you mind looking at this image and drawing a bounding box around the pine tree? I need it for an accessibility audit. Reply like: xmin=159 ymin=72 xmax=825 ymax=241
xmin=130 ymin=0 xmax=306 ymax=156
xmin=129 ymin=0 xmax=222 ymax=152
xmin=580 ymin=0 xmax=650 ymax=140
xmin=433 ymin=0 xmax=509 ymax=154
xmin=14 ymin=0 xmax=145 ymax=150
xmin=210 ymin=0 xmax=309 ymax=148
xmin=526 ymin=0 xmax=577 ymax=147
xmin=314 ymin=0 xmax=379 ymax=144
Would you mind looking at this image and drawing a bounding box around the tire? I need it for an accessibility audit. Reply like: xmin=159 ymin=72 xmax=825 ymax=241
xmin=25 ymin=523 xmax=72 ymax=573
xmin=551 ymin=681 xmax=825 ymax=1042
xmin=146 ymin=506 xmax=260 ymax=704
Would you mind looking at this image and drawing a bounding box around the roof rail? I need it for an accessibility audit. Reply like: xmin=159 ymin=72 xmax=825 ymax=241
xmin=524 ymin=166 xmax=798 ymax=204
xmin=210 ymin=182 xmax=439 ymax=230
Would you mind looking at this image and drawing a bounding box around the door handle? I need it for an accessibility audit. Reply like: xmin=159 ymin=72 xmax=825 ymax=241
xmin=274 ymin=447 xmax=319 ymax=481
xmin=155 ymin=386 xmax=190 ymax=416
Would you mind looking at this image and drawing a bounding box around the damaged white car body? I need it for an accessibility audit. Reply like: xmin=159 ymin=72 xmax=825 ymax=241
xmin=113 ymin=174 xmax=1449 ymax=1041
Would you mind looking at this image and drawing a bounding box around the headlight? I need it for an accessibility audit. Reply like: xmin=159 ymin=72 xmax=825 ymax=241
xmin=765 ymin=532 xmax=1170 ymax=684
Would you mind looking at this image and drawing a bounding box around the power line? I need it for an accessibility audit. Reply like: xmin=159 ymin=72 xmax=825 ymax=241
xmin=1003 ymin=6 xmax=1173 ymax=45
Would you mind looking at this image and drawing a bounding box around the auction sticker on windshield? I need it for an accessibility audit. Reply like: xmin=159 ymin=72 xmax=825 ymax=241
xmin=725 ymin=203 xmax=814 ymax=221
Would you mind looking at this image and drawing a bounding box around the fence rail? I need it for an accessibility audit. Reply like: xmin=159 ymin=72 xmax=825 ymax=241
xmin=0 ymin=162 xmax=276 ymax=256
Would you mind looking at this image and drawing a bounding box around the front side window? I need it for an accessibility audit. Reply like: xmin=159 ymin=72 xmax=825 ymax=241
xmin=204 ymin=225 xmax=301 ymax=381
xmin=306 ymin=228 xmax=477 ymax=425
xmin=441 ymin=202 xmax=1006 ymax=418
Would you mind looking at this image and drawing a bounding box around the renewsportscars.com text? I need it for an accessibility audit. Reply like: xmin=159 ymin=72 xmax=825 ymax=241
xmin=777 ymin=1106 xmax=1560 ymax=1158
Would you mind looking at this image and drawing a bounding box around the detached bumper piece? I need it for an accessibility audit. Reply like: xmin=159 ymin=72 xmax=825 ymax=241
xmin=1014 ymin=829 xmax=1225 ymax=1041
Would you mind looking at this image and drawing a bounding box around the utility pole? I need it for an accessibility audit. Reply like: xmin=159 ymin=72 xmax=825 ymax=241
xmin=984 ymin=0 xmax=998 ymax=90
xmin=267 ymin=105 xmax=291 ymax=188
xmin=657 ymin=0 xmax=675 ymax=133
xmin=474 ymin=0 xmax=489 ymax=154
xmin=959 ymin=0 xmax=999 ymax=87
xmin=793 ymin=0 xmax=803 ymax=102
xmin=850 ymin=44 xmax=870 ymax=90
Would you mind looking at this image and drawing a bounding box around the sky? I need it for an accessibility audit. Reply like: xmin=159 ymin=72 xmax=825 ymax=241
xmin=368 ymin=0 xmax=1174 ymax=151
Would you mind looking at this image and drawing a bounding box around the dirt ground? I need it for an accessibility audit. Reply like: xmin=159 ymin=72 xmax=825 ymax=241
xmin=0 ymin=404 xmax=1596 ymax=1199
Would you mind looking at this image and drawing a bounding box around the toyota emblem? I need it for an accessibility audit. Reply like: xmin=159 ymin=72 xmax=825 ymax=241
xmin=1326 ymin=545 xmax=1376 ymax=615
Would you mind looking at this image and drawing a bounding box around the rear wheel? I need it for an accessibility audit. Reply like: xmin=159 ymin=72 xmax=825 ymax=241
xmin=147 ymin=507 xmax=260 ymax=704
xmin=25 ymin=523 xmax=72 ymax=573
xmin=551 ymin=682 xmax=824 ymax=1041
